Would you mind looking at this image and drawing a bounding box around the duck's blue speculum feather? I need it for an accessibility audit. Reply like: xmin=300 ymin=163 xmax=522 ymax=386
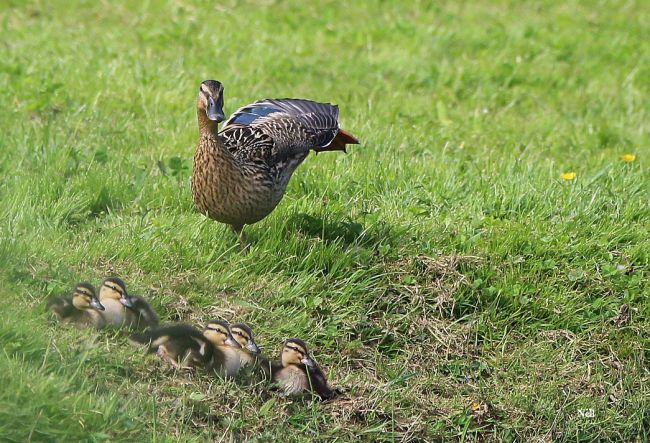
xmin=228 ymin=105 xmax=282 ymax=125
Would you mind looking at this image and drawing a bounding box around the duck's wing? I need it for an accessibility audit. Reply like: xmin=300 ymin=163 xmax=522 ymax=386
xmin=218 ymin=125 xmax=275 ymax=163
xmin=219 ymin=98 xmax=358 ymax=163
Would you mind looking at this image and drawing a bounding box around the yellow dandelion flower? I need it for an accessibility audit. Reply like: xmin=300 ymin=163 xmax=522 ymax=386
xmin=621 ymin=154 xmax=636 ymax=162
xmin=471 ymin=402 xmax=481 ymax=411
xmin=560 ymin=172 xmax=576 ymax=181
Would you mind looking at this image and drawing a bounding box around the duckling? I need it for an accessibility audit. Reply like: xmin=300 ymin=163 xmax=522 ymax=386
xmin=98 ymin=277 xmax=143 ymax=328
xmin=130 ymin=324 xmax=215 ymax=370
xmin=119 ymin=290 xmax=159 ymax=330
xmin=191 ymin=80 xmax=359 ymax=246
xmin=230 ymin=323 xmax=262 ymax=368
xmin=202 ymin=320 xmax=244 ymax=377
xmin=47 ymin=282 xmax=106 ymax=328
xmin=266 ymin=338 xmax=338 ymax=400
xmin=130 ymin=320 xmax=242 ymax=377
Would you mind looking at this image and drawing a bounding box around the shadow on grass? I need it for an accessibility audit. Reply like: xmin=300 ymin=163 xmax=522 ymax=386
xmin=284 ymin=212 xmax=401 ymax=247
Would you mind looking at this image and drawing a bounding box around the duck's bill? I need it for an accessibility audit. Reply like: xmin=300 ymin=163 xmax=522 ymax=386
xmin=247 ymin=341 xmax=261 ymax=354
xmin=91 ymin=298 xmax=105 ymax=311
xmin=206 ymin=96 xmax=225 ymax=122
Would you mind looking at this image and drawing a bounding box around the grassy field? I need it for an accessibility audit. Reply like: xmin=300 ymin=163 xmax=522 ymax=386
xmin=1 ymin=0 xmax=649 ymax=441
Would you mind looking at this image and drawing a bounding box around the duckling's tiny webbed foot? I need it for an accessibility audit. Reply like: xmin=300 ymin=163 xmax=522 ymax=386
xmin=157 ymin=346 xmax=181 ymax=369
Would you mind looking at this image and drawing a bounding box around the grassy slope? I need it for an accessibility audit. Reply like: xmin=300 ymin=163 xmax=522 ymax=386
xmin=0 ymin=0 xmax=648 ymax=441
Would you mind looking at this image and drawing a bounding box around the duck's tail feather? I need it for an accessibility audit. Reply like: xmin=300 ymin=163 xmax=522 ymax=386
xmin=314 ymin=128 xmax=360 ymax=153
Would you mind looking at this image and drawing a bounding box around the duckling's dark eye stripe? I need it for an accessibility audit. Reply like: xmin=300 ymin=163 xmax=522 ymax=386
xmin=105 ymin=285 xmax=123 ymax=294
xmin=286 ymin=345 xmax=303 ymax=353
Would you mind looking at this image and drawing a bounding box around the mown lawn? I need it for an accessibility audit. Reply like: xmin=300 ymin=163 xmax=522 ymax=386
xmin=0 ymin=0 xmax=648 ymax=441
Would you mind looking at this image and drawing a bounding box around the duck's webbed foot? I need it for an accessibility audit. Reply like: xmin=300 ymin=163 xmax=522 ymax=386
xmin=157 ymin=345 xmax=181 ymax=369
xmin=230 ymin=224 xmax=249 ymax=251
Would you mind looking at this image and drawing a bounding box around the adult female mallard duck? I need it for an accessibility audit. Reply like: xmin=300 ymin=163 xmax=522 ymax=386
xmin=192 ymin=80 xmax=359 ymax=246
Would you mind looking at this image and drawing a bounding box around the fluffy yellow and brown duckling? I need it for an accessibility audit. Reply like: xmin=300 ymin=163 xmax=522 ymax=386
xmin=99 ymin=277 xmax=158 ymax=330
xmin=192 ymin=80 xmax=359 ymax=246
xmin=230 ymin=323 xmax=262 ymax=368
xmin=47 ymin=282 xmax=106 ymax=328
xmin=265 ymin=338 xmax=339 ymax=400
xmin=130 ymin=320 xmax=242 ymax=377
xmin=202 ymin=319 xmax=244 ymax=377
xmin=98 ymin=277 xmax=133 ymax=327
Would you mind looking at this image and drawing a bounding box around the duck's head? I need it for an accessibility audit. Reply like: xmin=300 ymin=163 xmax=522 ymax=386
xmin=281 ymin=338 xmax=316 ymax=368
xmin=203 ymin=320 xmax=241 ymax=349
xmin=197 ymin=80 xmax=225 ymax=124
xmin=71 ymin=282 xmax=105 ymax=311
xmin=230 ymin=323 xmax=261 ymax=354
xmin=100 ymin=277 xmax=127 ymax=302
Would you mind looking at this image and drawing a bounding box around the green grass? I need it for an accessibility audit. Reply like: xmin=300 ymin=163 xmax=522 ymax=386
xmin=1 ymin=0 xmax=649 ymax=441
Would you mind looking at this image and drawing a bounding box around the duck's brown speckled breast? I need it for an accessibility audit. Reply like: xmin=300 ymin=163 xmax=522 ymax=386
xmin=192 ymin=135 xmax=295 ymax=226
